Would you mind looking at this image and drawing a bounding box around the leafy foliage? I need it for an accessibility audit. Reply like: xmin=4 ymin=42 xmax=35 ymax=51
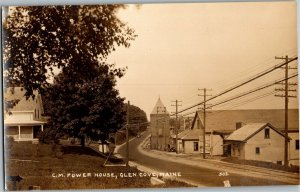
xmin=43 ymin=66 xmax=126 ymax=144
xmin=3 ymin=5 xmax=136 ymax=98
xmin=115 ymin=104 xmax=148 ymax=144
xmin=3 ymin=5 xmax=137 ymax=144
xmin=125 ymin=104 xmax=148 ymax=136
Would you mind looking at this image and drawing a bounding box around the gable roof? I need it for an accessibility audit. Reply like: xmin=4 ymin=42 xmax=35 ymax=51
xmin=171 ymin=129 xmax=191 ymax=139
xmin=4 ymin=87 xmax=42 ymax=112
xmin=225 ymin=123 xmax=289 ymax=142
xmin=181 ymin=128 xmax=202 ymax=140
xmin=151 ymin=97 xmax=169 ymax=115
xmin=192 ymin=109 xmax=299 ymax=131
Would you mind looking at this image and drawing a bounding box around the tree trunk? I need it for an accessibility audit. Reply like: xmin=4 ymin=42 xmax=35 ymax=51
xmin=80 ymin=135 xmax=85 ymax=147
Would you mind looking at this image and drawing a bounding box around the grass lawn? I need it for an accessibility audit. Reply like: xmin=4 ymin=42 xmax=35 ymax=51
xmin=5 ymin=142 xmax=193 ymax=190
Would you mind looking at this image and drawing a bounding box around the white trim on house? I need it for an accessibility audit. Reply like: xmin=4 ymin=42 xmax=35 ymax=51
xmin=8 ymin=110 xmax=34 ymax=113
xmin=5 ymin=119 xmax=46 ymax=126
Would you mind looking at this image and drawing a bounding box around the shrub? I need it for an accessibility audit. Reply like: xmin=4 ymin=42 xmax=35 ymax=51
xmin=37 ymin=129 xmax=61 ymax=144
xmin=6 ymin=136 xmax=14 ymax=149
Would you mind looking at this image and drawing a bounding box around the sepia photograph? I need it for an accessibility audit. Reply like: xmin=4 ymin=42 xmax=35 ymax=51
xmin=2 ymin=1 xmax=299 ymax=191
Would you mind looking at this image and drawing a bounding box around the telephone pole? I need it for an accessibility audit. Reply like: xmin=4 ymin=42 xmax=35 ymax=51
xmin=275 ymin=55 xmax=297 ymax=166
xmin=171 ymin=100 xmax=182 ymax=154
xmin=126 ymin=101 xmax=130 ymax=167
xmin=198 ymin=88 xmax=212 ymax=159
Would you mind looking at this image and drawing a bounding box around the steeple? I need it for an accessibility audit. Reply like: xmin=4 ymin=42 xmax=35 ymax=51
xmin=151 ymin=97 xmax=168 ymax=115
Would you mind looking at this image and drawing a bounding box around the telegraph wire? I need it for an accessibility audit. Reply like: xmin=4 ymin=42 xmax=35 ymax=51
xmin=179 ymin=73 xmax=298 ymax=117
xmin=212 ymin=52 xmax=297 ymax=90
xmin=202 ymin=91 xmax=278 ymax=121
xmin=209 ymin=73 xmax=298 ymax=109
xmin=207 ymin=90 xmax=276 ymax=115
xmin=170 ymin=57 xmax=298 ymax=117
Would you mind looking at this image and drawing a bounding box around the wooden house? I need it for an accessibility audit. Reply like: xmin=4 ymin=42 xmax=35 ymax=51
xmin=4 ymin=87 xmax=45 ymax=143
xmin=225 ymin=123 xmax=289 ymax=165
xmin=176 ymin=109 xmax=299 ymax=165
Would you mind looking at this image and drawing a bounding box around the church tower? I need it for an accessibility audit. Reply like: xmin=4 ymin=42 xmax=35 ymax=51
xmin=150 ymin=97 xmax=170 ymax=151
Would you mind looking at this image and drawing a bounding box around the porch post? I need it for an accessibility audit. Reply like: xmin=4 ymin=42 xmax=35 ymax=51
xmin=41 ymin=124 xmax=44 ymax=132
xmin=18 ymin=125 xmax=21 ymax=140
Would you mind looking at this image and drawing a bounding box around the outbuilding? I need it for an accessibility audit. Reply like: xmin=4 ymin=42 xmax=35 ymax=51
xmin=225 ymin=123 xmax=290 ymax=165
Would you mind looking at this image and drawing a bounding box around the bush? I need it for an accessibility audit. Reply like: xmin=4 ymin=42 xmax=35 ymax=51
xmin=6 ymin=136 xmax=15 ymax=149
xmin=37 ymin=129 xmax=61 ymax=144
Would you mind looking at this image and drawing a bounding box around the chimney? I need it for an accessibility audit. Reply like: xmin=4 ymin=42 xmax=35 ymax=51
xmin=236 ymin=122 xmax=243 ymax=130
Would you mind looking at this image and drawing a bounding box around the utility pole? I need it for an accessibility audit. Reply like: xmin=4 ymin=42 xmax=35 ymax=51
xmin=171 ymin=100 xmax=182 ymax=154
xmin=126 ymin=101 xmax=130 ymax=167
xmin=198 ymin=88 xmax=212 ymax=159
xmin=275 ymin=55 xmax=297 ymax=166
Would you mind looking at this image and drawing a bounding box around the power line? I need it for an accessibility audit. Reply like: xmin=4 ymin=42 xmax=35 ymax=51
xmin=212 ymin=53 xmax=298 ymax=91
xmin=210 ymin=73 xmax=298 ymax=109
xmin=180 ymin=73 xmax=298 ymax=117
xmin=171 ymin=57 xmax=298 ymax=116
xmin=274 ymin=55 xmax=297 ymax=167
xmin=200 ymin=91 xmax=278 ymax=124
xmin=209 ymin=90 xmax=276 ymax=113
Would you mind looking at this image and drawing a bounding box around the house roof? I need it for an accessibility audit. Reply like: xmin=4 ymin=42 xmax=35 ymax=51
xmin=171 ymin=129 xmax=191 ymax=139
xmin=150 ymin=97 xmax=169 ymax=115
xmin=225 ymin=123 xmax=289 ymax=142
xmin=172 ymin=129 xmax=228 ymax=139
xmin=4 ymin=87 xmax=40 ymax=111
xmin=192 ymin=109 xmax=299 ymax=131
xmin=181 ymin=129 xmax=202 ymax=140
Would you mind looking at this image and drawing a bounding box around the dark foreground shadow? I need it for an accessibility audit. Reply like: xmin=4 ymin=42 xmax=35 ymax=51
xmin=61 ymin=145 xmax=102 ymax=157
xmin=61 ymin=145 xmax=124 ymax=164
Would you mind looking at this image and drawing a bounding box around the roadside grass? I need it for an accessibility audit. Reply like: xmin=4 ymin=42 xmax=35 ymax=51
xmin=160 ymin=179 xmax=195 ymax=188
xmin=5 ymin=142 xmax=193 ymax=190
xmin=221 ymin=157 xmax=299 ymax=173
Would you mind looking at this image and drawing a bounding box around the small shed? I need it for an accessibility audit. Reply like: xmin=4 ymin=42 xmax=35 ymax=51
xmin=98 ymin=140 xmax=115 ymax=154
xmin=98 ymin=140 xmax=110 ymax=154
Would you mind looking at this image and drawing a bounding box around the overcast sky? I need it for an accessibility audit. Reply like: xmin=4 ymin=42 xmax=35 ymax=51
xmin=107 ymin=1 xmax=298 ymax=117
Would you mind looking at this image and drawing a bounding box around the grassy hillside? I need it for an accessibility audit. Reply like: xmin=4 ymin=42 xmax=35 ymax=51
xmin=5 ymin=142 xmax=192 ymax=190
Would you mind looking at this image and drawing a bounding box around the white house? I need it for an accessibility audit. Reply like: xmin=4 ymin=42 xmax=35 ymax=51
xmin=282 ymin=128 xmax=299 ymax=166
xmin=179 ymin=129 xmax=223 ymax=155
xmin=225 ymin=123 xmax=289 ymax=165
xmin=180 ymin=109 xmax=299 ymax=165
xmin=172 ymin=124 xmax=224 ymax=155
xmin=4 ymin=87 xmax=45 ymax=142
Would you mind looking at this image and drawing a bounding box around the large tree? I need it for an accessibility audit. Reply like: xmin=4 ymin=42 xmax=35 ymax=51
xmin=42 ymin=64 xmax=126 ymax=146
xmin=3 ymin=5 xmax=137 ymax=144
xmin=3 ymin=5 xmax=136 ymax=97
xmin=113 ymin=103 xmax=148 ymax=145
xmin=125 ymin=104 xmax=148 ymax=136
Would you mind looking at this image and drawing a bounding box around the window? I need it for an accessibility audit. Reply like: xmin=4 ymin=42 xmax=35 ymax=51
xmin=264 ymin=128 xmax=270 ymax=139
xmin=277 ymin=161 xmax=282 ymax=165
xmin=194 ymin=142 xmax=199 ymax=151
xmin=296 ymin=140 xmax=299 ymax=150
xmin=255 ymin=147 xmax=260 ymax=154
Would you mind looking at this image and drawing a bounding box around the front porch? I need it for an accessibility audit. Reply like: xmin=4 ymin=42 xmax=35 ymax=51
xmin=5 ymin=120 xmax=45 ymax=142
